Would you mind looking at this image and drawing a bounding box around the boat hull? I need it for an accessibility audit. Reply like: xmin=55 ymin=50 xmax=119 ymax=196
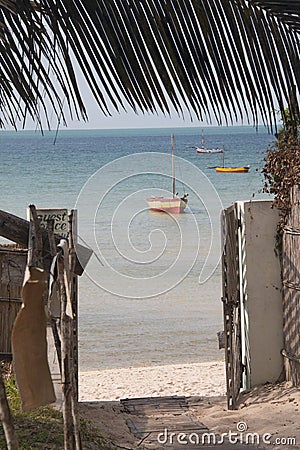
xmin=196 ymin=148 xmax=223 ymax=154
xmin=216 ymin=166 xmax=250 ymax=173
xmin=147 ymin=197 xmax=187 ymax=213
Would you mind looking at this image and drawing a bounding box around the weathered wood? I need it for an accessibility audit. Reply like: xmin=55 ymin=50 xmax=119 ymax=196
xmin=0 ymin=210 xmax=29 ymax=246
xmin=122 ymin=396 xmax=188 ymax=415
xmin=0 ymin=209 xmax=92 ymax=276
xmin=0 ymin=367 xmax=18 ymax=450
xmin=0 ymin=248 xmax=27 ymax=356
xmin=59 ymin=255 xmax=74 ymax=450
xmin=59 ymin=216 xmax=82 ymax=450
xmin=221 ymin=205 xmax=242 ymax=410
xmin=28 ymin=205 xmax=43 ymax=268
xmin=68 ymin=210 xmax=82 ymax=450
xmin=282 ymin=185 xmax=300 ymax=385
xmin=69 ymin=210 xmax=79 ymax=399
xmin=47 ymin=219 xmax=62 ymax=374
xmin=121 ymin=397 xmax=208 ymax=447
xmin=27 ymin=206 xmax=44 ymax=269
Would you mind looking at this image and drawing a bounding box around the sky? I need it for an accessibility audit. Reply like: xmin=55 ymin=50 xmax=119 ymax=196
xmin=52 ymin=79 xmax=225 ymax=132
xmin=10 ymin=77 xmax=270 ymax=132
xmin=57 ymin=52 xmax=216 ymax=131
xmin=9 ymin=42 xmax=274 ymax=132
xmin=63 ymin=104 xmax=201 ymax=131
xmin=34 ymin=91 xmax=255 ymax=132
xmin=18 ymin=85 xmax=208 ymax=132
xmin=18 ymin=57 xmax=260 ymax=132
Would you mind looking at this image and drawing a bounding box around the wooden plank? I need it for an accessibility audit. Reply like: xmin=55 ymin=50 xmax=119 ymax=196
xmin=122 ymin=395 xmax=187 ymax=403
xmin=1 ymin=253 xmax=27 ymax=286
xmin=123 ymin=403 xmax=188 ymax=415
xmin=125 ymin=405 xmax=187 ymax=415
xmin=121 ymin=396 xmax=189 ymax=415
xmin=0 ymin=209 xmax=92 ymax=276
xmin=0 ymin=210 xmax=29 ymax=247
xmin=0 ymin=249 xmax=25 ymax=355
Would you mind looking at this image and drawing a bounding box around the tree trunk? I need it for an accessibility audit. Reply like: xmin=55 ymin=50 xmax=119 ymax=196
xmin=0 ymin=368 xmax=18 ymax=450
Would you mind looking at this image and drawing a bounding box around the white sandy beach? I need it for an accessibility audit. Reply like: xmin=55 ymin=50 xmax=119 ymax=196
xmin=79 ymin=360 xmax=226 ymax=402
xmin=78 ymin=361 xmax=300 ymax=449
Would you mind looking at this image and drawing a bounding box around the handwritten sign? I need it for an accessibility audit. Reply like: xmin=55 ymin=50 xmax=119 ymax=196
xmin=27 ymin=208 xmax=69 ymax=238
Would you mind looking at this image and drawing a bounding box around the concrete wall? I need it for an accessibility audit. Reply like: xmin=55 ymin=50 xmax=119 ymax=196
xmin=242 ymin=200 xmax=283 ymax=386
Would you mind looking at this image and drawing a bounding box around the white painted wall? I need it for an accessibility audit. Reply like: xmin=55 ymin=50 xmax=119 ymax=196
xmin=241 ymin=200 xmax=283 ymax=386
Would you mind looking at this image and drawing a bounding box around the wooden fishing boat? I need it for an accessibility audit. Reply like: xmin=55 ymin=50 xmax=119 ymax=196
xmin=197 ymin=147 xmax=223 ymax=154
xmin=146 ymin=196 xmax=188 ymax=213
xmin=215 ymin=149 xmax=250 ymax=173
xmin=216 ymin=166 xmax=250 ymax=173
xmin=188 ymin=129 xmax=223 ymax=154
xmin=147 ymin=134 xmax=188 ymax=213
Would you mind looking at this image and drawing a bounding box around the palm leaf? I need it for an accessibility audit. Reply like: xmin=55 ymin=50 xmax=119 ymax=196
xmin=0 ymin=0 xmax=299 ymax=129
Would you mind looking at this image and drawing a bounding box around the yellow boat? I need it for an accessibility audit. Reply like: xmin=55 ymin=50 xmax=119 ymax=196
xmin=215 ymin=150 xmax=250 ymax=173
xmin=216 ymin=166 xmax=250 ymax=173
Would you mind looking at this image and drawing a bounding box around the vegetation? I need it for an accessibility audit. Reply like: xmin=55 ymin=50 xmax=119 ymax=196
xmin=263 ymin=109 xmax=300 ymax=229
xmin=0 ymin=1 xmax=299 ymax=130
xmin=0 ymin=370 xmax=113 ymax=450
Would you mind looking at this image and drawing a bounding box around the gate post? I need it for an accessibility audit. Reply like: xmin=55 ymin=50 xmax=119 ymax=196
xmin=222 ymin=204 xmax=242 ymax=410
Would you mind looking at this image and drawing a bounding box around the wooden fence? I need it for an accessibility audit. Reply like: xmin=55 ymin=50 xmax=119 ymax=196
xmin=0 ymin=245 xmax=27 ymax=360
xmin=282 ymin=185 xmax=300 ymax=385
xmin=221 ymin=204 xmax=243 ymax=410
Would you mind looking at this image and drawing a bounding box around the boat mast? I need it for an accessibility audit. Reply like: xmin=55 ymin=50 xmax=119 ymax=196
xmin=201 ymin=129 xmax=204 ymax=148
xmin=222 ymin=146 xmax=225 ymax=167
xmin=171 ymin=133 xmax=175 ymax=197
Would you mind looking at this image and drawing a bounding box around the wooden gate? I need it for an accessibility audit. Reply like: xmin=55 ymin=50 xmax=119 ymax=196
xmin=0 ymin=245 xmax=27 ymax=361
xmin=282 ymin=185 xmax=300 ymax=385
xmin=221 ymin=204 xmax=243 ymax=410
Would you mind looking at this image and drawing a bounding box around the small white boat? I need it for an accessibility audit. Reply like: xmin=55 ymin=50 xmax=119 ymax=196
xmin=196 ymin=147 xmax=223 ymax=154
xmin=188 ymin=129 xmax=224 ymax=154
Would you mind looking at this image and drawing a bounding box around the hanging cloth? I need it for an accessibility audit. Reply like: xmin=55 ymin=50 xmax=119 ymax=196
xmin=12 ymin=266 xmax=55 ymax=411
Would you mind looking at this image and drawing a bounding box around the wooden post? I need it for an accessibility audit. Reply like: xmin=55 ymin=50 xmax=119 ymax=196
xmin=0 ymin=367 xmax=18 ymax=450
xmin=59 ymin=248 xmax=74 ymax=450
xmin=59 ymin=214 xmax=82 ymax=450
xmin=69 ymin=210 xmax=79 ymax=399
xmin=47 ymin=219 xmax=62 ymax=373
xmin=68 ymin=211 xmax=82 ymax=450
xmin=28 ymin=205 xmax=43 ymax=269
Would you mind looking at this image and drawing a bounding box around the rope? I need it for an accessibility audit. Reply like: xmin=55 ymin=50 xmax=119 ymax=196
xmin=281 ymin=349 xmax=300 ymax=364
xmin=284 ymin=225 xmax=300 ymax=236
xmin=282 ymin=279 xmax=300 ymax=291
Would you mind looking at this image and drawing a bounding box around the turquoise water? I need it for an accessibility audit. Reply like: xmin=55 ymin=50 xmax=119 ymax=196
xmin=0 ymin=126 xmax=274 ymax=369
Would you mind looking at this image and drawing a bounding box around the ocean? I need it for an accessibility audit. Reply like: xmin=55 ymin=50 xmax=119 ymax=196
xmin=0 ymin=126 xmax=274 ymax=370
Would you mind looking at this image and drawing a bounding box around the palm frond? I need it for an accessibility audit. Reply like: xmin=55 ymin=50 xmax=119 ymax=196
xmin=0 ymin=0 xmax=299 ymax=129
